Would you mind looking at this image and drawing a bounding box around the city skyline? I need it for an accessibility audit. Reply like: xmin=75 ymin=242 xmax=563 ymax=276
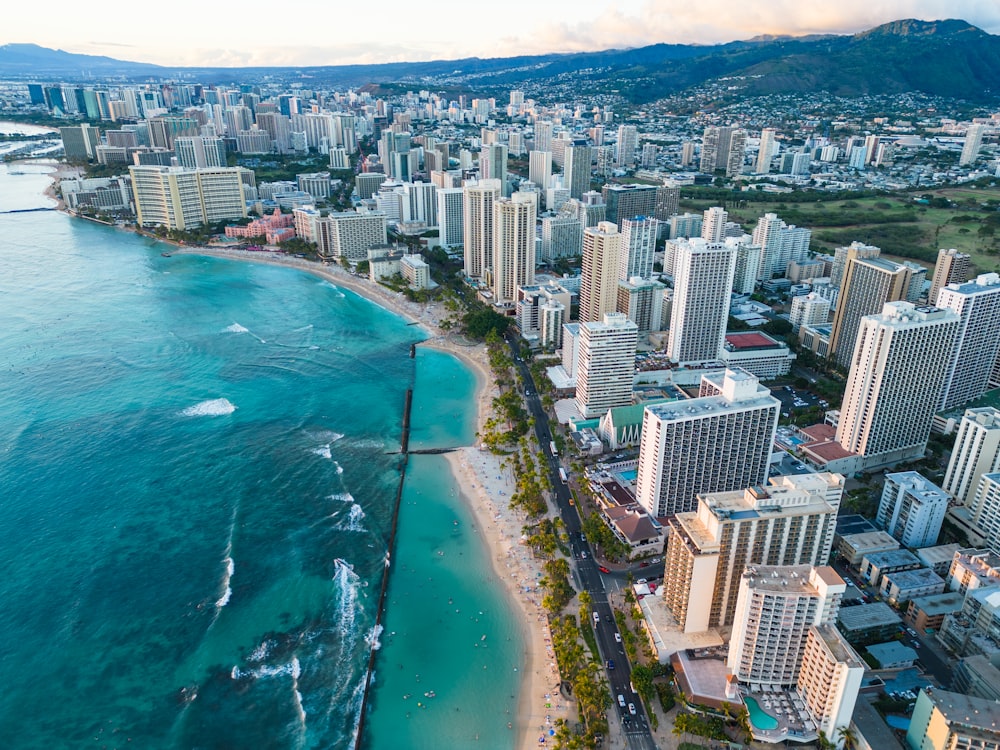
xmin=4 ymin=1 xmax=1000 ymax=68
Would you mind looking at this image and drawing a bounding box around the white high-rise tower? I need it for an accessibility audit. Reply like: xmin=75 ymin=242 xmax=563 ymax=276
xmin=462 ymin=179 xmax=501 ymax=279
xmin=667 ymin=239 xmax=736 ymax=365
xmin=936 ymin=273 xmax=1000 ymax=411
xmin=492 ymin=192 xmax=536 ymax=304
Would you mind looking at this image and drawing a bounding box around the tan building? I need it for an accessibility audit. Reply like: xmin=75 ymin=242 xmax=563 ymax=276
xmin=929 ymin=248 xmax=973 ymax=305
xmin=579 ymin=221 xmax=624 ymax=323
xmin=663 ymin=473 xmax=843 ymax=633
xmin=130 ymin=165 xmax=248 ymax=230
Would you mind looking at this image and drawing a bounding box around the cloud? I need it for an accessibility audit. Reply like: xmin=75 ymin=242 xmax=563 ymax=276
xmin=510 ymin=0 xmax=1000 ymax=56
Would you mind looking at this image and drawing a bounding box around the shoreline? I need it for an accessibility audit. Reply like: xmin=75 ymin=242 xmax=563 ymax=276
xmin=169 ymin=244 xmax=568 ymax=748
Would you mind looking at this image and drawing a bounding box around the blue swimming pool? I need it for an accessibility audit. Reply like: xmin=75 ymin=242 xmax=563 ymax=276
xmin=619 ymin=469 xmax=638 ymax=481
xmin=744 ymin=697 xmax=779 ymax=731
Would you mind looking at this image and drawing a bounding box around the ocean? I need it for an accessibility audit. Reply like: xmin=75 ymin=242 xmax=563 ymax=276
xmin=0 ymin=151 xmax=520 ymax=749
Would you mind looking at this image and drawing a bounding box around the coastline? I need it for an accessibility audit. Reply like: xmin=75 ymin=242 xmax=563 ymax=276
xmin=169 ymin=244 xmax=569 ymax=748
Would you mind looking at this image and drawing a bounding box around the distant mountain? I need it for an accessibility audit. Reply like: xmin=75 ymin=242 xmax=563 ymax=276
xmin=3 ymin=19 xmax=998 ymax=104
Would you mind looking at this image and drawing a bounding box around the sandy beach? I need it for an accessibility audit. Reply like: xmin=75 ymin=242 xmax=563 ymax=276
xmin=171 ymin=245 xmax=570 ymax=748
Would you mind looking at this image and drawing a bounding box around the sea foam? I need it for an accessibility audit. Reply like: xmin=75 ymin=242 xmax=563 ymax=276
xmin=336 ymin=504 xmax=366 ymax=533
xmin=181 ymin=398 xmax=236 ymax=417
xmin=215 ymin=556 xmax=234 ymax=609
xmin=223 ymin=323 xmax=249 ymax=334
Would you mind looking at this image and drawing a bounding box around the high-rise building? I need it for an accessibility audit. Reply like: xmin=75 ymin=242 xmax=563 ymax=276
xmin=756 ymin=128 xmax=777 ymax=174
xmin=654 ymin=183 xmax=681 ymax=223
xmin=959 ymin=123 xmax=987 ymax=166
xmin=315 ymin=211 xmax=388 ymax=260
xmin=636 ymin=368 xmax=780 ymax=517
xmin=528 ymin=150 xmax=552 ymax=196
xmin=831 ymin=241 xmax=880 ymax=288
xmin=618 ymin=216 xmax=659 ymax=280
xmin=728 ymin=236 xmax=763 ymax=295
xmin=701 ymin=206 xmax=728 ymax=243
xmin=906 ymin=688 xmax=1000 ymax=750
xmin=667 ymin=239 xmax=736 ymax=365
xmin=602 ymin=183 xmax=658 ymax=227
xmin=936 ymin=273 xmax=1000 ymax=411
xmin=492 ymin=192 xmax=536 ymax=304
xmin=836 ymin=302 xmax=959 ymax=469
xmin=663 ymin=473 xmax=843 ymax=632
xmin=727 ymin=565 xmax=846 ymax=687
xmin=540 ymin=215 xmax=583 ymax=260
xmin=59 ymin=124 xmax=101 ymax=161
xmin=574 ymin=312 xmax=638 ymax=419
xmin=930 ymin=248 xmax=974 ymax=304
xmin=563 ymin=143 xmax=592 ymax=200
xmin=966 ymin=474 xmax=1000 ymax=553
xmin=944 ymin=408 xmax=1000 ymax=506
xmin=877 ymin=472 xmax=949 ymax=548
xmin=700 ymin=126 xmax=733 ymax=174
xmin=615 ymin=124 xmax=638 ymax=168
xmin=436 ymin=187 xmax=464 ymax=248
xmin=533 ymin=120 xmax=553 ymax=154
xmin=726 ymin=129 xmax=747 ymax=177
xmin=130 ymin=165 xmax=248 ymax=230
xmin=479 ymin=143 xmax=508 ymax=196
xmin=174 ymin=136 xmax=227 ymax=169
xmin=579 ymin=221 xmax=624 ymax=323
xmin=752 ymin=213 xmax=811 ymax=280
xmin=829 ymin=256 xmax=914 ymax=368
xmin=462 ymin=179 xmax=501 ymax=279
xmin=796 ymin=625 xmax=866 ymax=748
xmin=617 ymin=277 xmax=666 ymax=334
xmin=790 ymin=292 xmax=832 ymax=333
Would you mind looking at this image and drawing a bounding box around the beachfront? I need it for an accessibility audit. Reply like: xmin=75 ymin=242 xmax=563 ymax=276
xmin=171 ymin=245 xmax=571 ymax=749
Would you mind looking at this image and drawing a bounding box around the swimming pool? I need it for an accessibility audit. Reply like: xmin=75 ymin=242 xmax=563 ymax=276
xmin=744 ymin=697 xmax=779 ymax=731
xmin=618 ymin=469 xmax=638 ymax=481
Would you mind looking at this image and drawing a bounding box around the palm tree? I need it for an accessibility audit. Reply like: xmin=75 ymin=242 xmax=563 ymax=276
xmin=837 ymin=725 xmax=857 ymax=750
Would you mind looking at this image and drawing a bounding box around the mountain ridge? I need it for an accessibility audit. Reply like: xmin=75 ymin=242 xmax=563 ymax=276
xmin=2 ymin=19 xmax=998 ymax=104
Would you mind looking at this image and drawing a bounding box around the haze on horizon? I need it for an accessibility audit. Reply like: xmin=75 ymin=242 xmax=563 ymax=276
xmin=7 ymin=0 xmax=1000 ymax=68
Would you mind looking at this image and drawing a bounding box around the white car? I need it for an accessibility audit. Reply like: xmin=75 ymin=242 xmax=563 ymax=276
xmin=628 ymin=703 xmax=637 ymax=715
xmin=618 ymin=694 xmax=626 ymax=708
xmin=614 ymin=632 xmax=622 ymax=643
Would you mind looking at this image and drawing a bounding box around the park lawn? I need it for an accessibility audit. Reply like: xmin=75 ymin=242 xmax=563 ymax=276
xmin=678 ymin=185 xmax=1000 ymax=274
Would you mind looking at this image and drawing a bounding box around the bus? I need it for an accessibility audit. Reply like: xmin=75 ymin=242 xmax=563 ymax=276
xmin=558 ymin=467 xmax=567 ymax=483
xmin=549 ymin=441 xmax=558 ymax=457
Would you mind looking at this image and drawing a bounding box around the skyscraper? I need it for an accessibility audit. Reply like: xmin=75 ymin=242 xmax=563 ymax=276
xmin=877 ymin=472 xmax=949 ymax=548
xmin=528 ymin=150 xmax=552 ymax=195
xmin=756 ymin=128 xmax=776 ymax=174
xmin=491 ymin=192 xmax=536 ymax=304
xmin=728 ymin=565 xmax=846 ymax=687
xmin=462 ymin=179 xmax=501 ymax=279
xmin=602 ymin=183 xmax=658 ymax=227
xmin=959 ymin=123 xmax=987 ymax=166
xmin=726 ymin=129 xmax=747 ymax=177
xmin=574 ymin=313 xmax=638 ymax=419
xmin=533 ymin=120 xmax=553 ymax=154
xmin=752 ymin=212 xmax=811 ymax=280
xmin=579 ymin=221 xmax=623 ymax=323
xmin=943 ymin=407 xmax=1000 ymax=506
xmin=436 ymin=187 xmax=464 ymax=248
xmin=667 ymin=238 xmax=736 ymax=365
xmin=479 ymin=143 xmax=508 ymax=196
xmin=563 ymin=143 xmax=592 ymax=200
xmin=701 ymin=206 xmax=728 ymax=242
xmin=936 ymin=273 xmax=1000 ymax=411
xmin=636 ymin=368 xmax=780 ymax=517
xmin=700 ymin=126 xmax=733 ymax=173
xmin=929 ymin=248 xmax=974 ymax=304
xmin=663 ymin=472 xmax=843 ymax=632
xmin=615 ymin=124 xmax=638 ymax=168
xmin=618 ymin=216 xmax=659 ymax=280
xmin=831 ymin=241 xmax=880 ymax=287
xmin=829 ymin=256 xmax=914 ymax=368
xmin=836 ymin=302 xmax=959 ymax=468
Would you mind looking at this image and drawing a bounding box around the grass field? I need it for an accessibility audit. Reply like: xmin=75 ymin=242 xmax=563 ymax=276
xmin=679 ymin=184 xmax=1000 ymax=275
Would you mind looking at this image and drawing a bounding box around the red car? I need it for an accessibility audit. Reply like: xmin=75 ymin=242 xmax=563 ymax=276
xmin=599 ymin=565 xmax=610 ymax=574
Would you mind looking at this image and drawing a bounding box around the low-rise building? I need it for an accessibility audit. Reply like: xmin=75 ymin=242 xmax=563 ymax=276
xmin=867 ymin=641 xmax=918 ymax=669
xmin=951 ymin=654 xmax=1000 ymax=701
xmin=860 ymin=549 xmax=922 ymax=587
xmin=905 ymin=591 xmax=966 ymax=635
xmin=838 ymin=602 xmax=902 ymax=645
xmin=719 ymin=331 xmax=796 ymax=380
xmin=838 ymin=531 xmax=901 ymax=567
xmin=905 ymin=688 xmax=1000 ymax=750
xmin=880 ymin=568 xmax=946 ymax=605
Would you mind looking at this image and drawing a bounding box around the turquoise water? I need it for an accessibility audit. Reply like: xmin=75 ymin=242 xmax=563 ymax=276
xmin=618 ymin=469 xmax=638 ymax=482
xmin=0 ymin=159 xmax=519 ymax=749
xmin=744 ymin=697 xmax=780 ymax=730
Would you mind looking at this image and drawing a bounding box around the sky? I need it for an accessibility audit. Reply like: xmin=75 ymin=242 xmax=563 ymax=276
xmin=6 ymin=0 xmax=1000 ymax=67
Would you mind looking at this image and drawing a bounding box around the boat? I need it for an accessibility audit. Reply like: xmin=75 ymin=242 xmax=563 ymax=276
xmin=161 ymin=252 xmax=172 ymax=257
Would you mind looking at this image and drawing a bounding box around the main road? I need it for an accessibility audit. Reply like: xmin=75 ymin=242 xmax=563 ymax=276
xmin=505 ymin=333 xmax=659 ymax=750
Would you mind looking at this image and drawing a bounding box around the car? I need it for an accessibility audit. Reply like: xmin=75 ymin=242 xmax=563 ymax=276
xmin=607 ymin=659 xmax=615 ymax=670
xmin=639 ymin=561 xmax=650 ymax=568
xmin=637 ymin=578 xmax=647 ymax=584
xmin=628 ymin=703 xmax=637 ymax=716
xmin=614 ymin=632 xmax=622 ymax=643
xmin=593 ymin=611 xmax=600 ymax=624
xmin=618 ymin=694 xmax=626 ymax=708
xmin=581 ymin=551 xmax=587 ymax=559
xmin=599 ymin=565 xmax=610 ymax=573
xmin=907 ymin=627 xmax=918 ymax=636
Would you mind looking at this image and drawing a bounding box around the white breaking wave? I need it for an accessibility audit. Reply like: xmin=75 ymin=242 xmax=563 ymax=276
xmin=327 ymin=492 xmax=354 ymax=503
xmin=332 ymin=559 xmax=360 ymax=639
xmin=311 ymin=445 xmax=332 ymax=460
xmin=291 ymin=656 xmax=307 ymax=728
xmin=333 ymin=461 xmax=344 ymax=475
xmin=215 ymin=556 xmax=235 ymax=609
xmin=336 ymin=504 xmax=366 ymax=533
xmin=248 ymin=639 xmax=276 ymax=663
xmin=181 ymin=398 xmax=236 ymax=417
xmin=223 ymin=322 xmax=249 ymax=334
xmin=365 ymin=624 xmax=384 ymax=651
